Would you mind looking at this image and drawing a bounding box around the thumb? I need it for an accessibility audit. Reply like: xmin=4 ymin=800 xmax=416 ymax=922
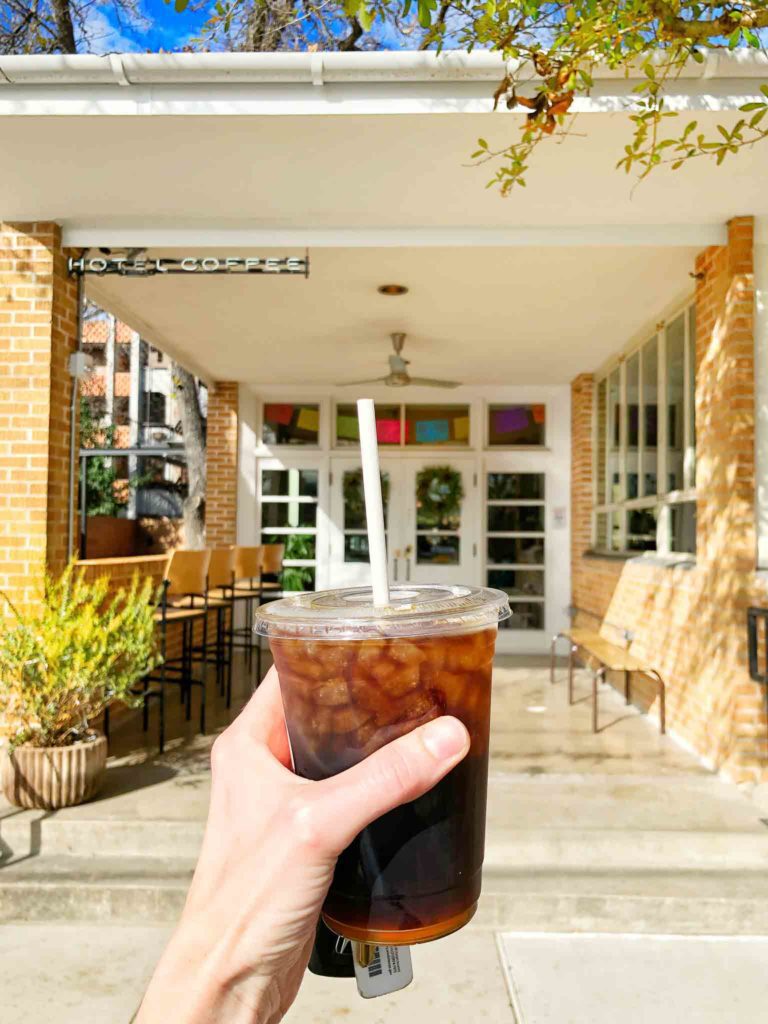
xmin=310 ymin=715 xmax=470 ymax=856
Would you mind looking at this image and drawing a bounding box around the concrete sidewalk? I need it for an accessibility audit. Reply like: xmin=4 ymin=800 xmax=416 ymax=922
xmin=2 ymin=656 xmax=768 ymax=1020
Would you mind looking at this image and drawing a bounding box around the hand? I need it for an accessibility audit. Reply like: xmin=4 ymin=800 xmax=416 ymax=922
xmin=136 ymin=666 xmax=470 ymax=1024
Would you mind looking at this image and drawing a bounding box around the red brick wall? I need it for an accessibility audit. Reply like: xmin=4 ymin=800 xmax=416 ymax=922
xmin=572 ymin=217 xmax=768 ymax=783
xmin=206 ymin=381 xmax=238 ymax=545
xmin=0 ymin=222 xmax=78 ymax=610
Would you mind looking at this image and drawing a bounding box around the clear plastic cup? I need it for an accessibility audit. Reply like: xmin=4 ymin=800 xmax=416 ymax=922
xmin=255 ymin=584 xmax=510 ymax=946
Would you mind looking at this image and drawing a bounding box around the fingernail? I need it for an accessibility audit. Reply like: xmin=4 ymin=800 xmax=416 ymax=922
xmin=421 ymin=716 xmax=469 ymax=761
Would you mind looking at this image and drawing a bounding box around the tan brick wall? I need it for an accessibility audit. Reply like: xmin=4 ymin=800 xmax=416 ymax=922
xmin=206 ymin=381 xmax=238 ymax=546
xmin=572 ymin=217 xmax=768 ymax=783
xmin=0 ymin=222 xmax=78 ymax=610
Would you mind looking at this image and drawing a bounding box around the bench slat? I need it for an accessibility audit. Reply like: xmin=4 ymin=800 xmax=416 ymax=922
xmin=563 ymin=628 xmax=645 ymax=673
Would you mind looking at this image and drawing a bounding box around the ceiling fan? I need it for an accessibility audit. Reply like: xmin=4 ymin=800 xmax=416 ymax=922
xmin=336 ymin=333 xmax=460 ymax=389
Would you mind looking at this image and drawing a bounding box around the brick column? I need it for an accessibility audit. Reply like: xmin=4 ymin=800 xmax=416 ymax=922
xmin=206 ymin=381 xmax=239 ymax=546
xmin=695 ymin=216 xmax=755 ymax=571
xmin=0 ymin=222 xmax=78 ymax=609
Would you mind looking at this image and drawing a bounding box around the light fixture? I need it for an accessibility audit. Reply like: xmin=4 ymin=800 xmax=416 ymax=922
xmin=377 ymin=284 xmax=408 ymax=296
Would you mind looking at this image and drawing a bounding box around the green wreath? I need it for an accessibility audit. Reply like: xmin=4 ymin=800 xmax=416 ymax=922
xmin=416 ymin=466 xmax=464 ymax=530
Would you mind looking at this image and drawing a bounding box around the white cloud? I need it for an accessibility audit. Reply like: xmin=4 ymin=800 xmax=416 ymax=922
xmin=78 ymin=6 xmax=140 ymax=53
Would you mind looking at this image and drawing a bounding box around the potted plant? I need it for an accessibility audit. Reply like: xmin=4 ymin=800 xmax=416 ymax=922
xmin=0 ymin=563 xmax=160 ymax=810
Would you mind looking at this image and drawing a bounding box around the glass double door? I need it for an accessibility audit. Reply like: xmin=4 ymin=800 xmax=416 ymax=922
xmin=328 ymin=456 xmax=478 ymax=590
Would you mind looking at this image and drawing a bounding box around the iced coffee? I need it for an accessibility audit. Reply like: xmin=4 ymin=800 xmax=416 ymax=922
xmin=256 ymin=584 xmax=510 ymax=946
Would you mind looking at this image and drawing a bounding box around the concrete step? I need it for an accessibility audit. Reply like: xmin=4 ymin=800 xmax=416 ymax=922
xmin=485 ymin=827 xmax=768 ymax=871
xmin=3 ymin=855 xmax=768 ymax=934
xmin=3 ymin=813 xmax=766 ymax=870
xmin=0 ymin=855 xmax=194 ymax=923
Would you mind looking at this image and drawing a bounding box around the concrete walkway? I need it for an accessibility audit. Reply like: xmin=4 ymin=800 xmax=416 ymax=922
xmin=2 ymin=655 xmax=768 ymax=1020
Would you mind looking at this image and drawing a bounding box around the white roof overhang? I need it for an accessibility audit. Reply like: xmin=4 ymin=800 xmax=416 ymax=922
xmin=1 ymin=51 xmax=765 ymax=384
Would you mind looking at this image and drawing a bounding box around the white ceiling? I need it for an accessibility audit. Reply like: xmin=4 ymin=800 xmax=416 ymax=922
xmin=2 ymin=111 xmax=767 ymax=234
xmin=87 ymin=245 xmax=698 ymax=385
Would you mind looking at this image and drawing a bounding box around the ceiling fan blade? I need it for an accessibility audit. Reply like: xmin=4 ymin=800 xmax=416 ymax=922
xmin=406 ymin=376 xmax=461 ymax=389
xmin=333 ymin=374 xmax=391 ymax=385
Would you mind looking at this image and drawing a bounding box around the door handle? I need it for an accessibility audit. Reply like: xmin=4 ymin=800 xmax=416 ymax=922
xmin=393 ymin=550 xmax=402 ymax=582
xmin=404 ymin=545 xmax=412 ymax=582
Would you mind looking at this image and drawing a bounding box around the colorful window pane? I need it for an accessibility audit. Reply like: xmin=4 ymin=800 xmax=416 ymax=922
xmin=263 ymin=403 xmax=320 ymax=445
xmin=487 ymin=404 xmax=545 ymax=446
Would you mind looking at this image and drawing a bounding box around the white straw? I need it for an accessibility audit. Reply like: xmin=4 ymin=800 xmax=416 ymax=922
xmin=357 ymin=398 xmax=390 ymax=607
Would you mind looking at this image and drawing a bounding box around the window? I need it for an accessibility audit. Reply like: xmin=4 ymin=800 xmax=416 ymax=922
xmin=485 ymin=472 xmax=545 ymax=630
xmin=593 ymin=300 xmax=697 ymax=556
xmin=335 ymin=403 xmax=401 ymax=447
xmin=260 ymin=467 xmax=319 ymax=591
xmin=405 ymin=405 xmax=470 ymax=446
xmin=487 ymin=404 xmax=546 ymax=447
xmin=262 ymin=403 xmax=320 ymax=446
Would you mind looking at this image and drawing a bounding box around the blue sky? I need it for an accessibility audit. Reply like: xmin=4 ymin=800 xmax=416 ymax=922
xmin=80 ymin=1 xmax=210 ymax=52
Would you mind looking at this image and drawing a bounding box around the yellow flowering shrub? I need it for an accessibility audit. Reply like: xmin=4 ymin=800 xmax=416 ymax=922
xmin=0 ymin=563 xmax=161 ymax=748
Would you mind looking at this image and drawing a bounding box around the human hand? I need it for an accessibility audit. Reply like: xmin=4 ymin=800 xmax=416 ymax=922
xmin=136 ymin=666 xmax=470 ymax=1024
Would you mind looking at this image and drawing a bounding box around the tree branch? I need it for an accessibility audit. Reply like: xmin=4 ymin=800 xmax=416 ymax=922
xmin=339 ymin=16 xmax=363 ymax=50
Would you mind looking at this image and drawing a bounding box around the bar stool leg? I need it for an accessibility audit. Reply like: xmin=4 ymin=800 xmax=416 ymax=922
xmin=226 ymin=602 xmax=234 ymax=708
xmin=201 ymin=607 xmax=208 ymax=735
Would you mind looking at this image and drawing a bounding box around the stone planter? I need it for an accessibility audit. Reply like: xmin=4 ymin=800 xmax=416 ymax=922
xmin=1 ymin=733 xmax=107 ymax=810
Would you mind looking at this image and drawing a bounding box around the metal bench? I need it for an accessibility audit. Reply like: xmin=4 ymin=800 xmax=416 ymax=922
xmin=550 ymin=613 xmax=666 ymax=735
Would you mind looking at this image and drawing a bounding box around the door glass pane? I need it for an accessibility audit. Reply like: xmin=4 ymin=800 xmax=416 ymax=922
xmin=626 ymin=352 xmax=639 ymax=499
xmin=626 ymin=507 xmax=658 ymax=552
xmin=405 ymin=405 xmax=470 ymax=446
xmin=670 ymin=500 xmax=696 ymax=554
xmin=342 ymin=469 xmax=389 ymax=563
xmin=487 ymin=506 xmax=545 ymax=533
xmin=343 ymin=469 xmax=390 ymax=529
xmin=262 ymin=468 xmax=318 ymax=497
xmin=261 ymin=533 xmax=316 ymax=591
xmin=666 ymin=314 xmax=685 ymax=492
xmin=487 ymin=568 xmax=544 ymax=598
xmin=415 ymin=466 xmax=463 ymax=530
xmin=417 ymin=534 xmax=460 ymax=565
xmin=336 ymin=403 xmax=401 ymax=447
xmin=487 ymin=473 xmax=544 ymax=501
xmin=344 ymin=535 xmax=371 ymax=563
xmin=261 ymin=502 xmax=317 ymax=528
xmin=262 ymin=532 xmax=316 ymax=560
xmin=607 ymin=369 xmax=621 ymax=502
xmin=504 ymin=602 xmax=544 ymax=631
xmin=596 ymin=379 xmax=607 ymax=505
xmin=487 ymin=404 xmax=545 ymax=446
xmin=641 ymin=338 xmax=658 ymax=496
xmin=487 ymin=536 xmax=544 ymax=565
xmin=263 ymin=403 xmax=320 ymax=445
xmin=687 ymin=304 xmax=697 ymax=487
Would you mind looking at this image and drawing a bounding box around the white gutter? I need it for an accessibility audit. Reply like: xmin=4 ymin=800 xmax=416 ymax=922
xmin=0 ymin=48 xmax=767 ymax=87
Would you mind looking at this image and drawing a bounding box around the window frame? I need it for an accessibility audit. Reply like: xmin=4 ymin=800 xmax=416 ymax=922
xmin=592 ymin=298 xmax=697 ymax=558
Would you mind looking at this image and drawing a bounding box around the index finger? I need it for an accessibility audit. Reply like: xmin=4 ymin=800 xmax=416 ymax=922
xmin=230 ymin=666 xmax=291 ymax=764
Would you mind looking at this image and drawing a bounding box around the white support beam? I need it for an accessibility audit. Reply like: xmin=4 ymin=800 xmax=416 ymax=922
xmin=63 ymin=223 xmax=727 ymax=250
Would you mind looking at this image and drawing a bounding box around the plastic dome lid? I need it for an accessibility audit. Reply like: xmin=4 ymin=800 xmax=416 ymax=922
xmin=254 ymin=584 xmax=511 ymax=640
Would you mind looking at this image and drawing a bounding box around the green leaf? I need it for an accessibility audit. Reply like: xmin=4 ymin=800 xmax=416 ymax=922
xmin=691 ymin=49 xmax=704 ymax=64
xmin=728 ymin=29 xmax=741 ymax=50
xmin=357 ymin=3 xmax=374 ymax=30
xmin=174 ymin=0 xmax=189 ymax=11
xmin=761 ymin=84 xmax=768 ymax=98
xmin=740 ymin=102 xmax=765 ymax=112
